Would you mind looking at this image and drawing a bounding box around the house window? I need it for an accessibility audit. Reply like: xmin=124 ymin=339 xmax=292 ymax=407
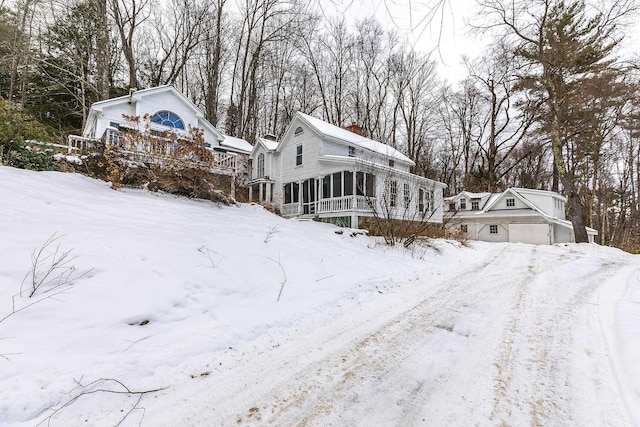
xmin=426 ymin=191 xmax=432 ymax=212
xmin=489 ymin=225 xmax=498 ymax=234
xmin=283 ymin=182 xmax=300 ymax=204
xmin=389 ymin=159 xmax=395 ymax=168
xmin=356 ymin=172 xmax=375 ymax=197
xmin=403 ymin=183 xmax=410 ymax=208
xmin=257 ymin=153 xmax=265 ymax=178
xmin=506 ymin=198 xmax=515 ymax=207
xmin=294 ymin=126 xmax=304 ymax=136
xmin=332 ymin=172 xmax=342 ymax=197
xmin=471 ymin=201 xmax=479 ymax=210
xmin=366 ymin=174 xmax=375 ymax=197
xmin=296 ymin=144 xmax=303 ymax=166
xmin=322 ymin=175 xmax=330 ymax=198
xmin=151 ymin=111 xmax=185 ymax=130
xmin=449 ymin=202 xmax=456 ymax=211
xmin=418 ymin=189 xmax=425 ymax=213
xmin=348 ymin=146 xmax=355 ymax=157
xmin=389 ymin=180 xmax=397 ymax=207
xmin=344 ymin=171 xmax=354 ymax=195
xmin=461 ymin=224 xmax=468 ymax=233
xmin=460 ymin=199 xmax=466 ymax=209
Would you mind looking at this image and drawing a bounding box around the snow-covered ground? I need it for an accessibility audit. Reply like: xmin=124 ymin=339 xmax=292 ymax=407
xmin=1 ymin=166 xmax=639 ymax=426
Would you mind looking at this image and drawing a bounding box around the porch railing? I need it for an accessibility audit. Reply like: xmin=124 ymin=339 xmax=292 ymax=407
xmin=317 ymin=195 xmax=375 ymax=214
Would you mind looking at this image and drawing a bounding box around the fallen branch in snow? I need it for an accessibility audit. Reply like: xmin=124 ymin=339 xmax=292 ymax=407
xmin=0 ymin=352 xmax=22 ymax=361
xmin=198 ymin=245 xmax=220 ymax=268
xmin=20 ymin=233 xmax=91 ymax=298
xmin=36 ymin=377 xmax=167 ymax=427
xmin=267 ymin=254 xmax=287 ymax=302
xmin=316 ymin=275 xmax=335 ymax=282
xmin=264 ymin=225 xmax=279 ymax=243
xmin=1 ymin=286 xmax=73 ymax=325
xmin=122 ymin=336 xmax=151 ymax=352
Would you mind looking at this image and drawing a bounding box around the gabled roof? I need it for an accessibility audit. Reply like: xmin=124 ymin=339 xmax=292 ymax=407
xmin=289 ymin=112 xmax=415 ymax=166
xmin=256 ymin=136 xmax=278 ymax=151
xmin=483 ymin=188 xmax=539 ymax=213
xmin=220 ymin=134 xmax=253 ymax=154
xmin=89 ymin=85 xmax=224 ymax=141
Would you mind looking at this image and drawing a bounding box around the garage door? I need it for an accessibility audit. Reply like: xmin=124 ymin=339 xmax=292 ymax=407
xmin=508 ymin=224 xmax=550 ymax=245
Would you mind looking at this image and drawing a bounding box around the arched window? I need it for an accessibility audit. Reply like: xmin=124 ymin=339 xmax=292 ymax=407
xmin=151 ymin=111 xmax=185 ymax=130
xmin=257 ymin=153 xmax=265 ymax=177
xmin=294 ymin=126 xmax=304 ymax=136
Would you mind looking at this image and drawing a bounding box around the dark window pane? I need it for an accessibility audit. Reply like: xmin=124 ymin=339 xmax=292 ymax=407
xmin=293 ymin=182 xmax=299 ymax=203
xmin=344 ymin=171 xmax=353 ymax=195
xmin=356 ymin=172 xmax=364 ymax=196
xmin=323 ymin=175 xmax=330 ymax=198
xmin=284 ymin=183 xmax=291 ymax=204
xmin=333 ymin=172 xmax=342 ymax=197
xmin=366 ymin=173 xmax=375 ymax=197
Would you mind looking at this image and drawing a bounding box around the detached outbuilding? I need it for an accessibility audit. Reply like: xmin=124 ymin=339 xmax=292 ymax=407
xmin=445 ymin=188 xmax=597 ymax=244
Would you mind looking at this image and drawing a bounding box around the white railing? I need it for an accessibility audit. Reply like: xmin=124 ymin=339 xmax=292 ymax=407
xmin=212 ymin=152 xmax=237 ymax=171
xmin=317 ymin=196 xmax=375 ymax=214
xmin=282 ymin=203 xmax=301 ymax=216
xmin=68 ymin=135 xmax=103 ymax=154
xmin=67 ymin=128 xmax=237 ymax=172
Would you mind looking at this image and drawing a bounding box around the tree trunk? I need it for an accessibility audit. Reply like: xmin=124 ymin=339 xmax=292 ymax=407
xmin=95 ymin=0 xmax=109 ymax=100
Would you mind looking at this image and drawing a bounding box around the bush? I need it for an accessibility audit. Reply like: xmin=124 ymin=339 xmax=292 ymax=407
xmin=2 ymin=140 xmax=57 ymax=170
xmin=0 ymin=99 xmax=59 ymax=171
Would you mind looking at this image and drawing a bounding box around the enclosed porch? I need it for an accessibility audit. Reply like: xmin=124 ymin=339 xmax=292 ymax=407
xmin=281 ymin=170 xmax=377 ymax=218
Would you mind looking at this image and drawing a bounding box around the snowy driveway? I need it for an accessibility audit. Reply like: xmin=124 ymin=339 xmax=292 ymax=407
xmin=145 ymin=243 xmax=638 ymax=426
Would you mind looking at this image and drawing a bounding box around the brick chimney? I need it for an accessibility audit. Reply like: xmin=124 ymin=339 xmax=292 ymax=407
xmin=346 ymin=123 xmax=362 ymax=136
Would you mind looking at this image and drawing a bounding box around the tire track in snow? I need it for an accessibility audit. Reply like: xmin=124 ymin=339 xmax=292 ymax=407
xmin=489 ymin=249 xmax=630 ymax=426
xmin=232 ymin=246 xmax=533 ymax=425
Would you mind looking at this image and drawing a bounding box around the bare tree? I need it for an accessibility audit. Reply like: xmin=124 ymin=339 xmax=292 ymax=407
xmin=139 ymin=0 xmax=209 ymax=87
xmin=109 ymin=0 xmax=150 ymax=88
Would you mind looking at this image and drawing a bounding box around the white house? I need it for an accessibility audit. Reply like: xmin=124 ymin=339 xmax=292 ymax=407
xmin=248 ymin=112 xmax=447 ymax=228
xmin=68 ymin=85 xmax=240 ymax=172
xmin=444 ymin=188 xmax=598 ymax=244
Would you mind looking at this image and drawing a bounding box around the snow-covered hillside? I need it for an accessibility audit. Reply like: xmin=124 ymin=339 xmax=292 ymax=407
xmin=1 ymin=166 xmax=639 ymax=426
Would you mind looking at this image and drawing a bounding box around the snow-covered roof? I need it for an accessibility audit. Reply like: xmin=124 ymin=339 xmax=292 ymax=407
xmin=512 ymin=187 xmax=568 ymax=202
xmin=220 ymin=135 xmax=253 ymax=154
xmin=461 ymin=191 xmax=492 ymax=199
xmin=297 ymin=112 xmax=414 ymax=165
xmin=256 ymin=137 xmax=278 ymax=151
xmin=445 ymin=191 xmax=492 ymax=202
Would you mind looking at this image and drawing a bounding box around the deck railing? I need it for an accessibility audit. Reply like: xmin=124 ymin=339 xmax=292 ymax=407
xmin=67 ymin=128 xmax=237 ymax=172
xmin=68 ymin=135 xmax=103 ymax=154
